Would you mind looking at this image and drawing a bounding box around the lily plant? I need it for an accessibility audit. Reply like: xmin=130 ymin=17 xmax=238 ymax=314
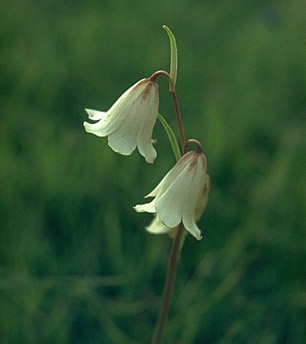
xmin=84 ymin=25 xmax=210 ymax=344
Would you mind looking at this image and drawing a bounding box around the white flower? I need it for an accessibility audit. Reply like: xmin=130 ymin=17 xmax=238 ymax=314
xmin=144 ymin=174 xmax=210 ymax=239
xmin=134 ymin=151 xmax=207 ymax=240
xmin=84 ymin=78 xmax=159 ymax=163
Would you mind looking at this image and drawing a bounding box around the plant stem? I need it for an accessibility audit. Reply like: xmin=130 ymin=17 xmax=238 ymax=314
xmin=170 ymin=91 xmax=186 ymax=150
xmin=149 ymin=71 xmax=186 ymax=152
xmin=151 ymin=225 xmax=184 ymax=344
xmin=151 ymin=37 xmax=187 ymax=341
xmin=149 ymin=70 xmax=170 ymax=82
xmin=157 ymin=113 xmax=182 ymax=161
xmin=184 ymin=139 xmax=203 ymax=154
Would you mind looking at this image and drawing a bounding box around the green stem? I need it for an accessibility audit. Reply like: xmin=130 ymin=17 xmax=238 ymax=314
xmin=162 ymin=25 xmax=178 ymax=92
xmin=157 ymin=113 xmax=181 ymax=161
xmin=170 ymin=90 xmax=186 ymax=149
xmin=151 ymin=225 xmax=184 ymax=344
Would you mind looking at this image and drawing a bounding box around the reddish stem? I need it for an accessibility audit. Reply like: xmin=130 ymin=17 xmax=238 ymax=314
xmin=170 ymin=91 xmax=186 ymax=150
xmin=184 ymin=139 xmax=203 ymax=154
xmin=149 ymin=70 xmax=170 ymax=82
xmin=152 ymin=225 xmax=184 ymax=344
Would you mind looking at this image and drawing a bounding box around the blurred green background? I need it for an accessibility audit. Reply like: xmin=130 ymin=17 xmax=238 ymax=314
xmin=0 ymin=0 xmax=305 ymax=343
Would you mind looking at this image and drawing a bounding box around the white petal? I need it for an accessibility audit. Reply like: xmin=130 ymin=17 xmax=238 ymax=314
xmin=83 ymin=121 xmax=104 ymax=137
xmin=117 ymin=78 xmax=150 ymax=104
xmin=145 ymin=216 xmax=173 ymax=234
xmin=85 ymin=109 xmax=106 ymax=121
xmin=155 ymin=155 xmax=198 ymax=228
xmin=133 ymin=200 xmax=156 ymax=213
xmin=182 ymin=216 xmax=202 ymax=240
xmin=137 ymin=137 xmax=157 ymax=164
xmin=182 ymin=154 xmax=207 ymax=240
xmin=83 ymin=113 xmax=122 ymax=137
xmin=84 ymin=79 xmax=150 ymax=137
xmin=144 ymin=169 xmax=172 ymax=198
xmin=107 ymin=121 xmax=138 ymax=155
xmin=84 ymin=105 xmax=126 ymax=137
xmin=195 ymin=174 xmax=210 ymax=221
xmin=136 ymin=83 xmax=159 ymax=164
xmin=107 ymin=89 xmax=148 ymax=155
xmin=145 ymin=152 xmax=195 ymax=198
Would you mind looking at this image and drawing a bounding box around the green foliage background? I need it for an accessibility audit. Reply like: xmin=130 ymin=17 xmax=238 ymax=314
xmin=0 ymin=0 xmax=305 ymax=343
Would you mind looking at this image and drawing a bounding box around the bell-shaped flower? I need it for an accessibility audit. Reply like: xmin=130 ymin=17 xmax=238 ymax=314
xmin=145 ymin=174 xmax=210 ymax=239
xmin=84 ymin=78 xmax=159 ymax=163
xmin=134 ymin=151 xmax=207 ymax=240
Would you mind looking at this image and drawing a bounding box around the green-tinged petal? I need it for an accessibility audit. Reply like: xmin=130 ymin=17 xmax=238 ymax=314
xmin=136 ymin=151 xmax=208 ymax=241
xmin=195 ymin=174 xmax=210 ymax=221
xmin=107 ymin=127 xmax=138 ymax=155
xmin=85 ymin=109 xmax=106 ymax=121
xmin=83 ymin=120 xmax=106 ymax=137
xmin=107 ymin=80 xmax=159 ymax=156
xmin=145 ymin=151 xmax=195 ymax=198
xmin=84 ymin=78 xmax=161 ymax=162
xmin=182 ymin=216 xmax=202 ymax=241
xmin=145 ymin=216 xmax=173 ymax=234
xmin=137 ymin=136 xmax=157 ymax=164
xmin=137 ymin=83 xmax=159 ymax=163
xmin=84 ymin=78 xmax=151 ymax=138
xmin=155 ymin=154 xmax=198 ymax=227
xmin=182 ymin=154 xmax=206 ymax=239
xmin=134 ymin=201 xmax=156 ymax=213
xmin=107 ymin=101 xmax=144 ymax=155
xmin=83 ymin=108 xmax=123 ymax=137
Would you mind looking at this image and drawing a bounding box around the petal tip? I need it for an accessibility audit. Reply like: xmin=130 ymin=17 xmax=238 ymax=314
xmin=133 ymin=202 xmax=156 ymax=213
xmin=145 ymin=157 xmax=155 ymax=164
xmin=85 ymin=109 xmax=106 ymax=121
xmin=83 ymin=121 xmax=89 ymax=130
xmin=195 ymin=233 xmax=203 ymax=241
xmin=133 ymin=205 xmax=145 ymax=213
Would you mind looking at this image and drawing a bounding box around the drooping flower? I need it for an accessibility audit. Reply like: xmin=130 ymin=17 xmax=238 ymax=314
xmin=145 ymin=174 xmax=210 ymax=238
xmin=134 ymin=151 xmax=207 ymax=240
xmin=84 ymin=78 xmax=159 ymax=163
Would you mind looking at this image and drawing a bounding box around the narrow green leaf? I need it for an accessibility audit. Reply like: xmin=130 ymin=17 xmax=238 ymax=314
xmin=157 ymin=113 xmax=181 ymax=161
xmin=163 ymin=25 xmax=178 ymax=92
